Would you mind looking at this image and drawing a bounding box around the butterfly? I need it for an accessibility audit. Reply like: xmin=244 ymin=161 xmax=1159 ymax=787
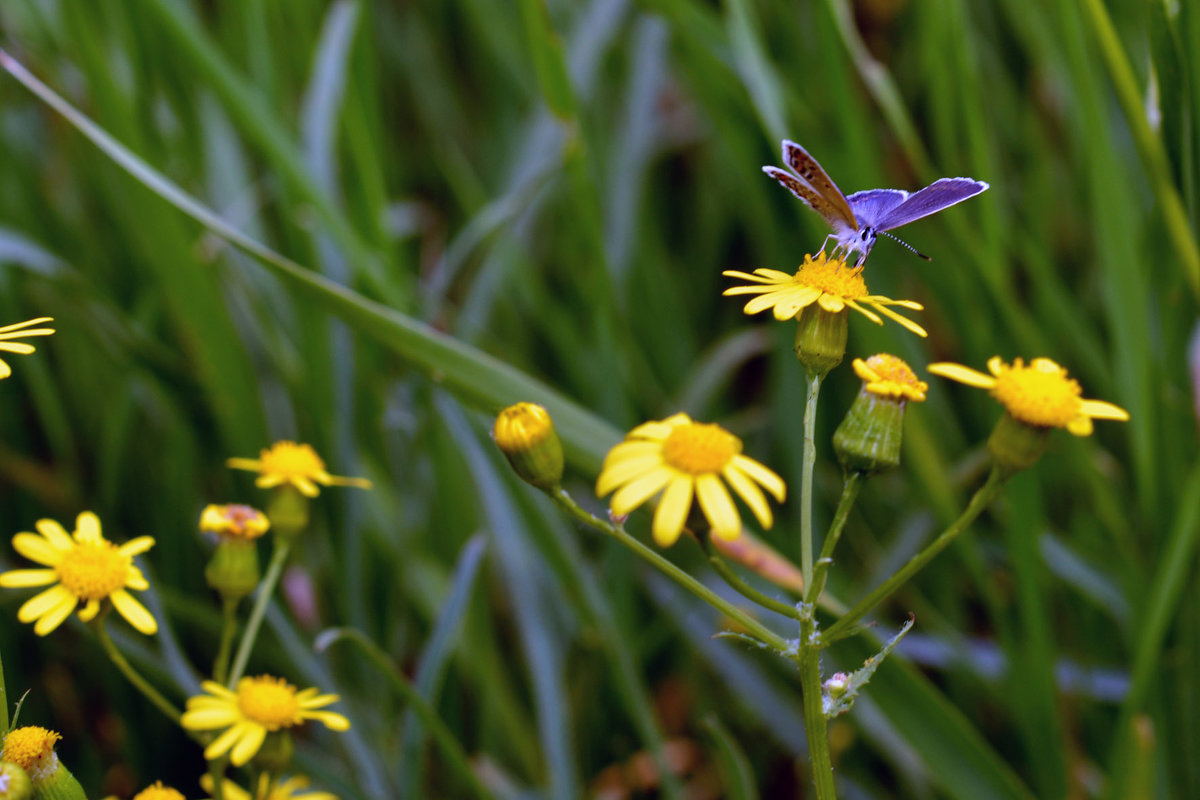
xmin=763 ymin=139 xmax=989 ymax=265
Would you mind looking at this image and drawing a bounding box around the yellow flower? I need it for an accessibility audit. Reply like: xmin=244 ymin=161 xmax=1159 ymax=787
xmin=227 ymin=441 xmax=371 ymax=497
xmin=596 ymin=413 xmax=786 ymax=546
xmin=927 ymin=357 xmax=1130 ymax=436
xmin=132 ymin=782 xmax=185 ymax=800
xmin=199 ymin=504 xmax=270 ymax=540
xmin=0 ymin=317 xmax=54 ymax=379
xmin=493 ymin=403 xmax=564 ymax=489
xmin=181 ymin=676 xmax=350 ymax=767
xmin=723 ymin=253 xmax=927 ymax=337
xmin=0 ymin=512 xmax=157 ymax=636
xmin=852 ymin=354 xmax=928 ymax=402
xmin=2 ymin=726 xmax=60 ymax=781
xmin=201 ymin=774 xmax=337 ymax=800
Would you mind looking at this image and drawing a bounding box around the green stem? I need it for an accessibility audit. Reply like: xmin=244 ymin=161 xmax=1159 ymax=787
xmin=213 ymin=597 xmax=240 ymax=685
xmin=0 ymin=642 xmax=7 ymax=732
xmin=808 ymin=472 xmax=862 ymax=606
xmin=552 ymin=490 xmax=791 ymax=652
xmin=801 ymin=373 xmax=823 ymax=592
xmin=207 ymin=758 xmax=228 ymax=800
xmin=227 ymin=539 xmax=292 ymax=687
xmin=321 ymin=628 xmax=497 ymax=800
xmin=797 ymin=614 xmax=836 ymax=799
xmin=822 ymin=467 xmax=1007 ymax=644
xmin=94 ymin=617 xmax=182 ymax=723
xmin=1078 ymin=0 xmax=1200 ymax=301
xmin=699 ymin=537 xmax=802 ymax=620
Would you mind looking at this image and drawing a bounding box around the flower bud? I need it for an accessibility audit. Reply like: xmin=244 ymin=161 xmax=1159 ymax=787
xmin=0 ymin=728 xmax=83 ymax=800
xmin=794 ymin=307 xmax=847 ymax=377
xmin=832 ymin=356 xmax=926 ymax=476
xmin=205 ymin=539 xmax=261 ymax=601
xmin=493 ymin=403 xmax=564 ymax=490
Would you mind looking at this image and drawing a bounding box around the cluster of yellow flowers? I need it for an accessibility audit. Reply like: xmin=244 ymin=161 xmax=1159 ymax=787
xmin=0 ymin=324 xmax=363 ymax=800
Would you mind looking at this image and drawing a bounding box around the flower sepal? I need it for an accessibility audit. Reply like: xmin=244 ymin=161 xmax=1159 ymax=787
xmin=267 ymin=487 xmax=310 ymax=540
xmin=794 ymin=307 xmax=848 ymax=377
xmin=205 ymin=539 xmax=262 ymax=602
xmin=988 ymin=412 xmax=1050 ymax=475
xmin=833 ymin=389 xmax=905 ymax=475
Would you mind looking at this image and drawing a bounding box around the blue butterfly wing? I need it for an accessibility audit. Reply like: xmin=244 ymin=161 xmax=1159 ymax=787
xmin=873 ymin=178 xmax=989 ymax=232
xmin=846 ymin=189 xmax=909 ymax=229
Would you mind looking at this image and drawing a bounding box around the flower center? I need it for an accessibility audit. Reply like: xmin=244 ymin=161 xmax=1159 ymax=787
xmin=2 ymin=726 xmax=60 ymax=778
xmin=258 ymin=442 xmax=325 ymax=478
xmin=237 ymin=676 xmax=301 ymax=730
xmin=990 ymin=358 xmax=1082 ymax=427
xmin=863 ymin=354 xmax=920 ymax=388
xmin=662 ymin=423 xmax=740 ymax=475
xmin=56 ymin=541 xmax=129 ymax=599
xmin=795 ymin=252 xmax=868 ymax=299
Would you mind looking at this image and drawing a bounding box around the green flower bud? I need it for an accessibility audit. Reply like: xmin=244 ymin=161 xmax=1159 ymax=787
xmin=0 ymin=728 xmax=82 ymax=800
xmin=205 ymin=539 xmax=262 ymax=601
xmin=832 ymin=355 xmax=927 ymax=476
xmin=493 ymin=403 xmax=564 ymax=490
xmin=267 ymin=486 xmax=310 ymax=539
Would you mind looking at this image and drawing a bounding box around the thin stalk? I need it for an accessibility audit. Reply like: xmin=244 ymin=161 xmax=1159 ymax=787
xmin=699 ymin=536 xmax=802 ymax=620
xmin=801 ymin=373 xmax=823 ymax=591
xmin=207 ymin=758 xmax=228 ymax=800
xmin=797 ymin=615 xmax=836 ymax=799
xmin=0 ymin=644 xmax=7 ymax=732
xmin=552 ymin=490 xmax=791 ymax=652
xmin=213 ymin=597 xmax=240 ymax=685
xmin=1078 ymin=0 xmax=1200 ymax=300
xmin=808 ymin=471 xmax=862 ymax=605
xmin=320 ymin=628 xmax=497 ymax=800
xmin=93 ymin=617 xmax=181 ymax=723
xmin=822 ymin=467 xmax=1007 ymax=644
xmin=227 ymin=539 xmax=292 ymax=687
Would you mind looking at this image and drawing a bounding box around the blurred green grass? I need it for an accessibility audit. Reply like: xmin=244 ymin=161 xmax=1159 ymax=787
xmin=0 ymin=0 xmax=1197 ymax=797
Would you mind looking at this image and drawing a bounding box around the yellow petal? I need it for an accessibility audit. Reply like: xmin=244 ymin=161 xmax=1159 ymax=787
xmin=18 ymin=585 xmax=74 ymax=623
xmin=75 ymin=511 xmax=103 ymax=542
xmin=229 ymin=723 xmax=267 ymax=766
xmin=12 ymin=533 xmax=65 ymax=566
xmin=723 ymin=464 xmax=773 ymax=530
xmin=182 ymin=707 xmax=241 ymax=729
xmin=870 ymin=303 xmax=928 ymax=337
xmin=599 ymin=439 xmax=661 ymax=471
xmin=695 ymin=475 xmax=741 ymax=540
xmin=302 ymin=709 xmax=351 ymax=731
xmin=110 ymin=590 xmax=158 ymax=634
xmin=595 ymin=452 xmax=663 ymax=497
xmin=204 ymin=722 xmax=246 ymax=760
xmin=226 ymin=457 xmax=263 ymax=472
xmin=1080 ymin=399 xmax=1130 ymax=421
xmin=0 ymin=342 xmax=35 ymax=355
xmin=0 ymin=317 xmax=53 ymax=333
xmin=200 ymin=680 xmax=237 ymax=699
xmin=927 ymin=362 xmax=997 ymax=388
xmin=0 ymin=569 xmax=58 ymax=588
xmin=118 ymin=536 xmax=156 ymax=557
xmin=730 ymin=455 xmax=786 ymax=502
xmin=293 ymin=478 xmax=321 ymax=497
xmin=77 ymin=599 xmax=100 ymax=622
xmin=1066 ymin=415 xmax=1095 ymax=436
xmin=843 ymin=299 xmax=882 ymax=325
xmin=0 ymin=359 xmax=11 ymax=379
xmin=626 ymin=419 xmax=680 ymax=441
xmin=33 ymin=592 xmax=78 ymax=636
xmin=35 ymin=519 xmax=73 ymax=550
xmin=651 ymin=477 xmax=693 ymax=547
xmin=609 ymin=467 xmax=672 ymax=515
xmin=817 ymin=294 xmax=846 ymax=313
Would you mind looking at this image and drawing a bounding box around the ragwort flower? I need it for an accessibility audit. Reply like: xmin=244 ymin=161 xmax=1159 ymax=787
xmin=227 ymin=441 xmax=371 ymax=498
xmin=0 ymin=317 xmax=54 ymax=380
xmin=181 ymin=676 xmax=350 ymax=767
xmin=132 ymin=783 xmax=186 ymax=800
xmin=596 ymin=413 xmax=785 ymax=547
xmin=928 ymin=357 xmax=1129 ymax=436
xmin=723 ymin=253 xmax=927 ymax=337
xmin=0 ymin=512 xmax=156 ymax=636
xmin=200 ymin=504 xmax=270 ymax=540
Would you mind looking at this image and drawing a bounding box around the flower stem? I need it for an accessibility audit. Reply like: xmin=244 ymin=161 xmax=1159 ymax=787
xmin=699 ymin=537 xmax=802 ymax=620
xmin=227 ymin=539 xmax=292 ymax=687
xmin=808 ymin=472 xmax=862 ymax=606
xmin=0 ymin=645 xmax=8 ymax=732
xmin=801 ymin=372 xmax=823 ymax=592
xmin=93 ymin=617 xmax=181 ymax=723
xmin=212 ymin=597 xmax=239 ymax=685
xmin=797 ymin=612 xmax=836 ymax=799
xmin=552 ymin=490 xmax=791 ymax=652
xmin=822 ymin=466 xmax=1007 ymax=644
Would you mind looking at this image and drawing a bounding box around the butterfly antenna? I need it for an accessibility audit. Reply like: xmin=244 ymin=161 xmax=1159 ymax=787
xmin=880 ymin=231 xmax=931 ymax=261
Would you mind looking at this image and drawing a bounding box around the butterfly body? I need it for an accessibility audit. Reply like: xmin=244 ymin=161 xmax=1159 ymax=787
xmin=764 ymin=140 xmax=989 ymax=264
